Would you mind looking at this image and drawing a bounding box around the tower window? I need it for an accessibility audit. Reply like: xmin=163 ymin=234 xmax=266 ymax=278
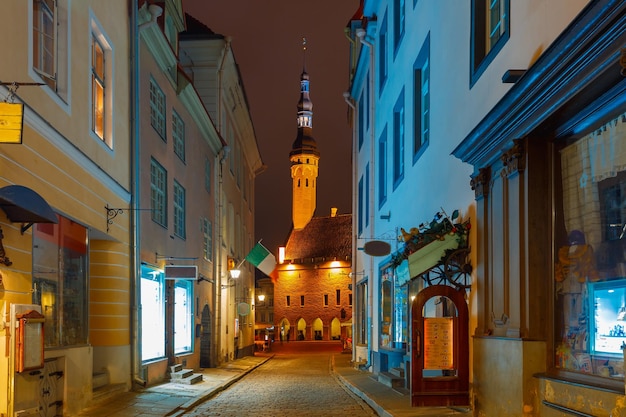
xmin=286 ymin=295 xmax=291 ymax=307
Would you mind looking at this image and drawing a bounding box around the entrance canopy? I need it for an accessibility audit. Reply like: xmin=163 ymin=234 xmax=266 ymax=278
xmin=0 ymin=185 xmax=57 ymax=233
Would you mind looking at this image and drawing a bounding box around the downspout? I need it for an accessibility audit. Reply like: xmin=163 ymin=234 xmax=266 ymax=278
xmin=130 ymin=0 xmax=142 ymax=388
xmin=132 ymin=2 xmax=163 ymax=387
xmin=356 ymin=27 xmax=376 ymax=370
xmin=215 ymin=145 xmax=231 ymax=365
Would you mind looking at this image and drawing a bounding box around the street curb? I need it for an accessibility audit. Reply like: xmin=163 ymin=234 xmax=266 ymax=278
xmin=167 ymin=356 xmax=273 ymax=417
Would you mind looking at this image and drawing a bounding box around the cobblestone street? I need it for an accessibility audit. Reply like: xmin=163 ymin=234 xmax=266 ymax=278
xmin=181 ymin=343 xmax=377 ymax=417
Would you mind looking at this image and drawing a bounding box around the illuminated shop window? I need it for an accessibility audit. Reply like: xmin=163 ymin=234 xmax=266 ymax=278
xmin=555 ymin=112 xmax=626 ymax=380
xmin=140 ymin=265 xmax=165 ymax=361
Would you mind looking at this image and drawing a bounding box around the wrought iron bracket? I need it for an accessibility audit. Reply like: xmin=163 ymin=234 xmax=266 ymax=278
xmin=105 ymin=205 xmax=154 ymax=233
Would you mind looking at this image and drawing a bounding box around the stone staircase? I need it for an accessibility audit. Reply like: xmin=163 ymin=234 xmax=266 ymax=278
xmin=169 ymin=363 xmax=203 ymax=385
xmin=377 ymin=366 xmax=407 ymax=392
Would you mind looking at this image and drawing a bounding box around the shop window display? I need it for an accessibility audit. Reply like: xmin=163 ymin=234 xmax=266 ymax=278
xmin=556 ymin=112 xmax=626 ymax=380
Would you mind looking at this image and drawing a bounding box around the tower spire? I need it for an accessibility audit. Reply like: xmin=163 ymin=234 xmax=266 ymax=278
xmin=290 ymin=37 xmax=319 ymax=231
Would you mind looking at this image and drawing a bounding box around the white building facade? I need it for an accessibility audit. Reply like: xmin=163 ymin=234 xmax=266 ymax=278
xmin=347 ymin=0 xmax=626 ymax=414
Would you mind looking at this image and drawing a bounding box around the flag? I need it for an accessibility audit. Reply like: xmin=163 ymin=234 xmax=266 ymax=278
xmin=245 ymin=241 xmax=276 ymax=276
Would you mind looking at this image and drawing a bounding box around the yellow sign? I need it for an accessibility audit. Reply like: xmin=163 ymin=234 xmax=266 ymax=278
xmin=0 ymin=102 xmax=24 ymax=144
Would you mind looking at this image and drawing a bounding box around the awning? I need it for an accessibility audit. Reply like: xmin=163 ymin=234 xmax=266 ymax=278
xmin=0 ymin=185 xmax=57 ymax=233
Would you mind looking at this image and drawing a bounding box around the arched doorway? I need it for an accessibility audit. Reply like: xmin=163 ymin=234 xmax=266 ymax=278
xmin=313 ymin=318 xmax=323 ymax=340
xmin=297 ymin=318 xmax=307 ymax=340
xmin=279 ymin=318 xmax=291 ymax=342
xmin=200 ymin=304 xmax=212 ymax=368
xmin=330 ymin=317 xmax=341 ymax=340
xmin=411 ymin=285 xmax=469 ymax=407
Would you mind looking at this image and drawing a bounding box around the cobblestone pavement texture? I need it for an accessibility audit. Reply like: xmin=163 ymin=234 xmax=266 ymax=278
xmin=181 ymin=347 xmax=377 ymax=417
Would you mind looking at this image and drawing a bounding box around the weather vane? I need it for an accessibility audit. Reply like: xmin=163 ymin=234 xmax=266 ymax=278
xmin=302 ymin=36 xmax=307 ymax=69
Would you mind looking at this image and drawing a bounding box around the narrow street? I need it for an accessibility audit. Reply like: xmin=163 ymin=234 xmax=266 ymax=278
xmin=180 ymin=342 xmax=377 ymax=417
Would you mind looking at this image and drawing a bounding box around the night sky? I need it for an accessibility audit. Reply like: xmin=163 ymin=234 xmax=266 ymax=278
xmin=183 ymin=1 xmax=360 ymax=254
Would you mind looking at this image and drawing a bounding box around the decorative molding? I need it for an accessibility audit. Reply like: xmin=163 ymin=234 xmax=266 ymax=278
xmin=471 ymin=167 xmax=491 ymax=200
xmin=501 ymin=139 xmax=526 ymax=176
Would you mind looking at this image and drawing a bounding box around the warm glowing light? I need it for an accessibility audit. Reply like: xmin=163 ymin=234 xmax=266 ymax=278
xmin=229 ymin=269 xmax=241 ymax=279
xmin=287 ymin=264 xmax=296 ymax=270
xmin=411 ymin=295 xmax=416 ymax=301
xmin=258 ymin=294 xmax=266 ymax=301
xmin=279 ymin=247 xmax=285 ymax=264
xmin=330 ymin=261 xmax=341 ymax=268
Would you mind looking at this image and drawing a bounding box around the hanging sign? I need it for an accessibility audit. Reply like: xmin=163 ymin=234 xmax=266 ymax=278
xmin=0 ymin=102 xmax=24 ymax=144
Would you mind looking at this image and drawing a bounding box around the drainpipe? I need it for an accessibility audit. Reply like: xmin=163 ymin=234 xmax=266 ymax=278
xmin=215 ymin=146 xmax=231 ymax=365
xmin=130 ymin=0 xmax=143 ymax=388
xmin=130 ymin=1 xmax=163 ymax=387
xmin=356 ymin=27 xmax=376 ymax=371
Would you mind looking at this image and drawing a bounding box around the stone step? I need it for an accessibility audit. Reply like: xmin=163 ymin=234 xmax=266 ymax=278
xmin=389 ymin=366 xmax=405 ymax=378
xmin=378 ymin=371 xmax=405 ymax=389
xmin=170 ymin=368 xmax=194 ymax=380
xmin=170 ymin=363 xmax=183 ymax=373
xmin=174 ymin=373 xmax=203 ymax=385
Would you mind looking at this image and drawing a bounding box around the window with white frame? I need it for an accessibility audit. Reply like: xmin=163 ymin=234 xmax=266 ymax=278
xmin=173 ymin=180 xmax=186 ymax=238
xmin=172 ymin=110 xmax=185 ymax=162
xmin=174 ymin=279 xmax=193 ymax=354
xmin=365 ymin=163 xmax=370 ymax=228
xmin=202 ymin=217 xmax=212 ymax=261
xmin=470 ymin=0 xmax=509 ymax=85
xmin=358 ymin=90 xmax=365 ymax=150
xmin=150 ymin=158 xmax=167 ymax=226
xmin=32 ymin=0 xmax=69 ymax=101
xmin=413 ymin=34 xmax=430 ymax=161
xmin=393 ymin=91 xmax=405 ymax=188
xmin=91 ymin=37 xmax=105 ymax=141
xmin=90 ymin=16 xmax=113 ymax=148
xmin=378 ymin=127 xmax=388 ymax=206
xmin=149 ymin=78 xmax=166 ymax=140
xmin=141 ymin=265 xmax=165 ymax=361
xmin=378 ymin=12 xmax=388 ymax=92
xmin=358 ymin=175 xmax=364 ymax=235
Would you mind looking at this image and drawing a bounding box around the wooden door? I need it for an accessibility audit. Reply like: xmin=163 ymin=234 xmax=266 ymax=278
xmin=411 ymin=285 xmax=469 ymax=407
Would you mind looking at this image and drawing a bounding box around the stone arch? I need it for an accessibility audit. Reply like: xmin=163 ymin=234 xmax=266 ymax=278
xmin=312 ymin=318 xmax=323 ymax=340
xmin=330 ymin=317 xmax=341 ymax=340
xmin=279 ymin=318 xmax=291 ymax=341
xmin=297 ymin=318 xmax=307 ymax=340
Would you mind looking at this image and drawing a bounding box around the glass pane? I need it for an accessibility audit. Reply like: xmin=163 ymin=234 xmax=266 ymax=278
xmin=141 ymin=267 xmax=165 ymax=360
xmin=422 ymin=296 xmax=458 ymax=378
xmin=174 ymin=281 xmax=192 ymax=354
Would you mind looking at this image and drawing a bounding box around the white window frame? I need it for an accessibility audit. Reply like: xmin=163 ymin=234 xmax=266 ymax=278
xmin=29 ymin=0 xmax=70 ymax=108
xmin=90 ymin=12 xmax=114 ymax=148
xmin=173 ymin=180 xmax=186 ymax=238
xmin=172 ymin=110 xmax=185 ymax=162
xmin=149 ymin=78 xmax=166 ymax=140
xmin=150 ymin=158 xmax=167 ymax=226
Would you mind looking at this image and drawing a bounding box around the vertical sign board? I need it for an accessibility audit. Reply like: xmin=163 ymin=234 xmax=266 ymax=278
xmin=0 ymin=102 xmax=24 ymax=144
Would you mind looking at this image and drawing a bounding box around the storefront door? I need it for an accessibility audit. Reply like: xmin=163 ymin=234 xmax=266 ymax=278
xmin=411 ymin=285 xmax=469 ymax=407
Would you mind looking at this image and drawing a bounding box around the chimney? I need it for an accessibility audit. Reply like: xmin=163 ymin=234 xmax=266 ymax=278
xmin=331 ymin=207 xmax=338 ymax=217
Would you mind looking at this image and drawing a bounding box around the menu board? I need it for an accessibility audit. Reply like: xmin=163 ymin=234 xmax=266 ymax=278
xmin=423 ymin=317 xmax=454 ymax=369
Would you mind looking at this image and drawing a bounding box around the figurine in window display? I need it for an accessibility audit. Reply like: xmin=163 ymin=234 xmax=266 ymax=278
xmin=555 ymin=230 xmax=600 ymax=284
xmin=555 ymin=230 xmax=599 ymax=362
